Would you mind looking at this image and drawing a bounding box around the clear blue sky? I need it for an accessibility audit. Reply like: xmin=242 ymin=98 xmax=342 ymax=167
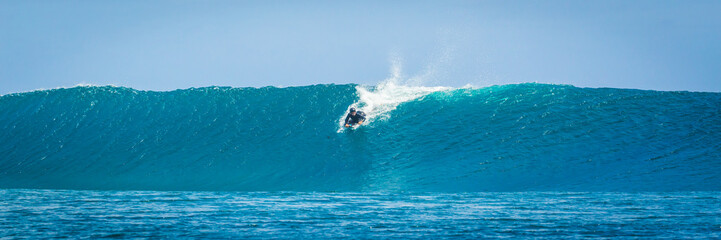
xmin=2 ymin=0 xmax=720 ymax=94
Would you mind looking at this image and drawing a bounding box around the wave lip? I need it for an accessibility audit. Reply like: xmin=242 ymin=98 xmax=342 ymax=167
xmin=0 ymin=83 xmax=719 ymax=191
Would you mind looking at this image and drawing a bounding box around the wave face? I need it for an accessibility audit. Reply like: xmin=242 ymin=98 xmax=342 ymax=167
xmin=1 ymin=84 xmax=720 ymax=191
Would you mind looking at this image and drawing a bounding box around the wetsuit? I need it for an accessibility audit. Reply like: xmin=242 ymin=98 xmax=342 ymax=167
xmin=344 ymin=111 xmax=366 ymax=125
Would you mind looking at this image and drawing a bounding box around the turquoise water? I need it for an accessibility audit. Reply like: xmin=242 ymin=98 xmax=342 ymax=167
xmin=1 ymin=83 xmax=720 ymax=238
xmin=1 ymin=83 xmax=719 ymax=191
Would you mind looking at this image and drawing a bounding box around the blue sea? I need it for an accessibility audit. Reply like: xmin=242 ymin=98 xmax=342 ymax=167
xmin=1 ymin=83 xmax=720 ymax=238
xmin=2 ymin=190 xmax=719 ymax=239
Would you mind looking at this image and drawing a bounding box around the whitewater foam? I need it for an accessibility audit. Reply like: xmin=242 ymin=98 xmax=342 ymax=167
xmin=337 ymin=81 xmax=451 ymax=131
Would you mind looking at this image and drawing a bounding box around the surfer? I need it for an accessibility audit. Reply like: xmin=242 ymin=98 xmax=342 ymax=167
xmin=344 ymin=107 xmax=366 ymax=128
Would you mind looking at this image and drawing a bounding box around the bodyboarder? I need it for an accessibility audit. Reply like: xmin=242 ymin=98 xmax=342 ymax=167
xmin=344 ymin=107 xmax=366 ymax=128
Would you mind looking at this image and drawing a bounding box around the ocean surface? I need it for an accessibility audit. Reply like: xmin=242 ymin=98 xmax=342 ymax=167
xmin=1 ymin=190 xmax=719 ymax=239
xmin=1 ymin=83 xmax=720 ymax=238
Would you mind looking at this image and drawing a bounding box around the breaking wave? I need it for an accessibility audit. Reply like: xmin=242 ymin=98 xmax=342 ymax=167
xmin=1 ymin=83 xmax=719 ymax=191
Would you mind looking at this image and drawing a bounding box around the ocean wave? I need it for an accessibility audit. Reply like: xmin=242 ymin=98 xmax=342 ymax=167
xmin=1 ymin=83 xmax=719 ymax=191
